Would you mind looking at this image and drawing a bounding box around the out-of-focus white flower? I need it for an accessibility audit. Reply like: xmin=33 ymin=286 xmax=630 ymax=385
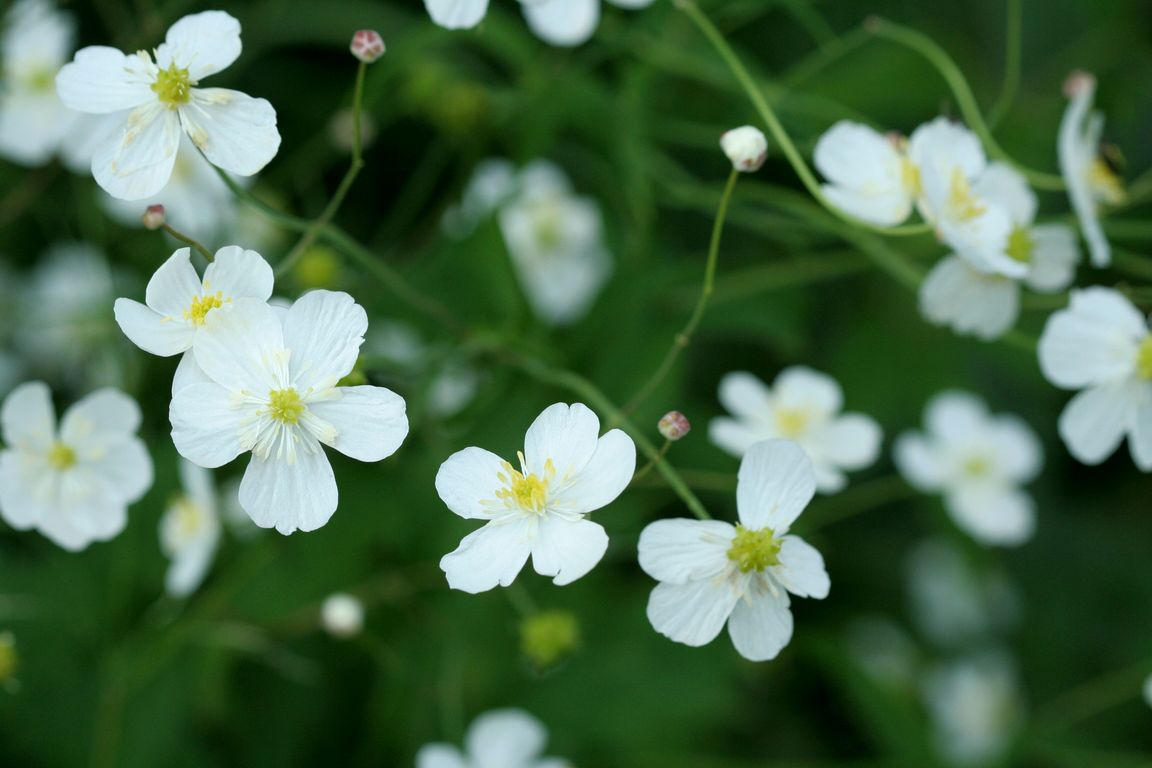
xmin=638 ymin=440 xmax=829 ymax=662
xmin=895 ymin=391 xmax=1042 ymax=546
xmin=114 ymin=245 xmax=273 ymax=358
xmin=906 ymin=538 xmax=1019 ymax=648
xmin=170 ymin=292 xmax=409 ymax=534
xmin=436 ymin=402 xmax=635 ymax=593
xmin=1038 ymin=287 xmax=1152 ymax=469
xmin=1059 ymin=72 xmax=1123 ymax=268
xmin=910 ymin=118 xmax=1026 ymax=279
xmin=814 ymin=121 xmax=919 ymax=226
xmin=1143 ymin=674 xmax=1152 ymax=710
xmin=17 ymin=243 xmax=121 ymax=387
xmin=499 ymin=161 xmax=612 ymax=326
xmin=0 ymin=382 xmax=153 ymax=550
xmin=416 ymin=709 xmax=570 ymax=768
xmin=160 ymin=459 xmax=221 ymax=597
xmin=709 ymin=367 xmax=882 ymax=494
xmin=920 ymin=163 xmax=1080 ymax=340
xmin=424 ymin=0 xmax=654 ymax=47
xmin=720 ymin=125 xmax=767 ymax=172
xmin=442 ymin=158 xmax=517 ymax=238
xmin=846 ymin=616 xmax=918 ymax=688
xmin=320 ymin=593 xmax=364 ymax=638
xmin=923 ymin=652 xmax=1022 ymax=767
xmin=55 ymin=10 xmax=280 ymax=200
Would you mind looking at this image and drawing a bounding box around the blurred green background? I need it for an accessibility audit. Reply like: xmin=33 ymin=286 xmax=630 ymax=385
xmin=1 ymin=0 xmax=1151 ymax=765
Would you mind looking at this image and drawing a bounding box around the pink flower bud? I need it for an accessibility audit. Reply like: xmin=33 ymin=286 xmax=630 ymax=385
xmin=141 ymin=204 xmax=165 ymax=230
xmin=658 ymin=411 xmax=691 ymax=441
xmin=350 ymin=30 xmax=385 ymax=63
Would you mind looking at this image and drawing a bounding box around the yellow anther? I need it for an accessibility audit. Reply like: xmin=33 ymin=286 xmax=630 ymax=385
xmin=267 ymin=389 xmax=305 ymax=425
xmin=727 ymin=524 xmax=782 ymax=573
xmin=151 ymin=63 xmax=193 ymax=107
xmin=1136 ymin=337 xmax=1152 ymax=380
xmin=962 ymin=455 xmax=991 ymax=478
xmin=948 ymin=168 xmax=986 ymax=221
xmin=1006 ymin=226 xmax=1034 ymax=264
xmin=901 ymin=157 xmax=922 ymax=199
xmin=1088 ymin=157 xmax=1125 ymax=205
xmin=185 ymin=292 xmax=224 ymax=326
xmin=47 ymin=442 xmax=76 ymax=470
xmin=775 ymin=408 xmax=811 ymax=439
xmin=494 ymin=455 xmax=556 ymax=514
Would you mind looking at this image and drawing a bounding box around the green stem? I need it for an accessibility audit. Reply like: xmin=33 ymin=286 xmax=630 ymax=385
xmin=1033 ymin=658 xmax=1152 ymax=733
xmin=676 ymin=1 xmax=933 ymax=238
xmin=865 ymin=17 xmax=1065 ymax=191
xmin=632 ymin=440 xmax=671 ymax=482
xmin=276 ymin=61 xmax=368 ymax=278
xmin=985 ymin=0 xmax=1021 ymax=128
xmin=161 ymin=222 xmax=213 ymax=262
xmin=622 ymin=168 xmax=738 ymax=416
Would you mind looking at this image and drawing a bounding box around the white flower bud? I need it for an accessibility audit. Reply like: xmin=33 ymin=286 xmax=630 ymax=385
xmin=141 ymin=204 xmax=166 ymax=230
xmin=720 ymin=126 xmax=768 ymax=172
xmin=350 ymin=29 xmax=385 ymax=63
xmin=321 ymin=592 xmax=364 ymax=638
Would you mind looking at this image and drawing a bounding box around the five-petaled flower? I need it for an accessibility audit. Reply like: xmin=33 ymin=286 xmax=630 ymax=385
xmin=638 ymin=440 xmax=830 ymax=662
xmin=0 ymin=381 xmax=153 ymax=550
xmin=436 ymin=402 xmax=636 ymax=593
xmin=169 ymin=291 xmax=409 ymax=534
xmin=416 ymin=708 xmax=570 ymax=768
xmin=55 ymin=10 xmax=280 ymax=200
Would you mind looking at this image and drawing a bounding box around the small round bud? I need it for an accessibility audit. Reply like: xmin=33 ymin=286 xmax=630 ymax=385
xmin=1063 ymin=69 xmax=1095 ymax=99
xmin=658 ymin=411 xmax=691 ymax=441
xmin=350 ymin=29 xmax=385 ymax=63
xmin=320 ymin=593 xmax=364 ymax=639
xmin=720 ymin=126 xmax=768 ymax=172
xmin=142 ymin=204 xmax=166 ymax=230
xmin=520 ymin=610 xmax=580 ymax=671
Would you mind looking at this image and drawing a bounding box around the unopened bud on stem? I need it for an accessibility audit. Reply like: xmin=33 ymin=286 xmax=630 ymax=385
xmin=142 ymin=204 xmax=165 ymax=230
xmin=720 ymin=126 xmax=768 ymax=172
xmin=350 ymin=30 xmax=385 ymax=63
xmin=658 ymin=411 xmax=691 ymax=441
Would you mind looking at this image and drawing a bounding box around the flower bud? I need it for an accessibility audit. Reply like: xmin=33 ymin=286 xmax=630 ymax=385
xmin=1063 ymin=69 xmax=1095 ymax=99
xmin=321 ymin=593 xmax=364 ymax=638
xmin=350 ymin=29 xmax=385 ymax=63
xmin=658 ymin=411 xmax=691 ymax=441
xmin=520 ymin=610 xmax=580 ymax=671
xmin=141 ymin=204 xmax=166 ymax=230
xmin=720 ymin=126 xmax=768 ymax=172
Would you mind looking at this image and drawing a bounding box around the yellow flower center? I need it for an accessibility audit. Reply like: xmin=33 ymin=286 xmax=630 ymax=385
xmin=267 ymin=389 xmax=305 ymax=425
xmin=151 ymin=63 xmax=193 ymax=107
xmin=949 ymin=168 xmax=986 ymax=221
xmin=530 ymin=202 xmax=564 ymax=251
xmin=495 ymin=452 xmax=556 ymax=514
xmin=172 ymin=498 xmax=205 ymax=539
xmin=1136 ymin=337 xmax=1152 ymax=380
xmin=1006 ymin=226 xmax=1034 ymax=264
xmin=47 ymin=442 xmax=76 ymax=470
xmin=962 ymin=455 xmax=991 ymax=478
xmin=901 ymin=156 xmax=922 ymax=199
xmin=185 ymin=292 xmax=224 ymax=326
xmin=1087 ymin=156 xmax=1125 ymax=205
xmin=26 ymin=67 xmax=56 ymax=92
xmin=727 ymin=524 xmax=782 ymax=573
xmin=775 ymin=408 xmax=811 ymax=439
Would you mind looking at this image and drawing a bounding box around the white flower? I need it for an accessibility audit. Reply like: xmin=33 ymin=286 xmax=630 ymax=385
xmin=923 ymin=652 xmax=1021 ymax=767
xmin=895 ymin=391 xmax=1042 ymax=546
xmin=814 ymin=120 xmax=919 ymax=226
xmin=846 ymin=617 xmax=918 ymax=688
xmin=441 ymin=158 xmax=517 ymax=238
xmin=114 ymin=245 xmax=273 ymax=358
xmin=160 ymin=459 xmax=221 ymax=597
xmin=55 ymin=10 xmax=280 ymax=200
xmin=910 ymin=118 xmax=1026 ymax=279
xmin=1038 ymin=287 xmax=1152 ymax=469
xmin=416 ymin=709 xmax=570 ymax=768
xmin=320 ymin=593 xmax=364 ymax=638
xmin=436 ymin=402 xmax=635 ymax=593
xmin=1059 ymin=72 xmax=1123 ymax=268
xmin=637 ymin=440 xmax=830 ymax=662
xmin=0 ymin=381 xmax=153 ymax=551
xmin=920 ymin=163 xmax=1080 ymax=340
xmin=424 ymin=0 xmax=654 ymax=47
xmin=720 ymin=125 xmax=767 ymax=172
xmin=709 ymin=367 xmax=882 ymax=494
xmin=498 ymin=161 xmax=612 ymax=326
xmin=169 ymin=291 xmax=409 ymax=534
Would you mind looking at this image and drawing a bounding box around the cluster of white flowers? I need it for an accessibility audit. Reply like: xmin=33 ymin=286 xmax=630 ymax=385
xmin=424 ymin=0 xmax=654 ymax=47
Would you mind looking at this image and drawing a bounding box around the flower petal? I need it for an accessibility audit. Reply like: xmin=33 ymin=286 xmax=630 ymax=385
xmin=172 ymin=351 xmax=212 ymax=395
xmin=193 ymin=298 xmax=283 ymax=392
xmin=86 ymin=438 xmax=154 ymax=504
xmin=919 ymin=255 xmax=1019 ymax=340
xmin=466 ymin=709 xmax=547 ymax=768
xmin=717 ymin=371 xmax=773 ymax=421
xmin=708 ymin=417 xmax=768 ymax=458
xmin=1 ymin=381 xmax=55 ymax=451
xmin=972 ymin=162 xmax=1036 ymax=226
xmin=814 ymin=121 xmax=912 ymax=226
xmin=61 ymin=388 xmax=141 ymax=450
xmin=201 ymin=246 xmax=273 ymax=301
xmin=637 ymin=518 xmax=734 ymax=584
xmin=114 ymin=298 xmax=195 ymax=356
xmin=1129 ymin=396 xmax=1152 ymax=471
xmin=440 ymin=518 xmax=534 ymax=593
xmin=646 ymin=578 xmax=739 ymax=648
xmin=893 ymin=432 xmax=945 ymax=491
xmin=281 ymin=290 xmax=366 ymax=391
xmin=1057 ymin=381 xmax=1140 ymax=465
xmin=807 ymin=412 xmax=882 ymax=471
xmin=158 ymin=10 xmax=241 ymax=80
xmin=735 ymin=440 xmax=816 ymax=533
xmin=1039 ymin=287 xmax=1145 ymax=389
xmin=775 ymin=536 xmax=830 ymax=599
xmin=92 ymin=103 xmax=182 ymax=200
xmin=180 ymin=88 xmax=280 ymax=176
xmin=415 ymin=745 xmax=467 ymax=768
xmin=55 ymin=46 xmax=153 ymax=113
xmin=523 ymin=402 xmax=601 ymax=480
xmin=1024 ymin=225 xmax=1080 ymax=293
xmin=520 ymin=0 xmax=600 ymax=47
xmin=145 ymin=248 xmax=202 ymax=316
xmin=238 ymin=447 xmax=337 ymax=534
xmin=550 ymin=428 xmax=635 ymax=513
xmin=925 ymin=391 xmax=989 ymax=444
xmin=726 ymin=583 xmax=794 ymax=662
xmin=436 ymin=447 xmax=513 ymax=520
xmin=946 ymin=486 xmax=1035 ymax=546
xmin=774 ymin=366 xmax=843 ymax=418
xmin=308 ymin=385 xmax=408 ymax=462
xmin=170 ymin=383 xmax=248 ymax=468
xmin=424 ymin=0 xmax=489 ymax=29
xmin=165 ymin=527 xmax=219 ymax=597
xmin=530 ymin=517 xmax=608 ymax=586
xmin=987 ymin=415 xmax=1043 ymax=484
